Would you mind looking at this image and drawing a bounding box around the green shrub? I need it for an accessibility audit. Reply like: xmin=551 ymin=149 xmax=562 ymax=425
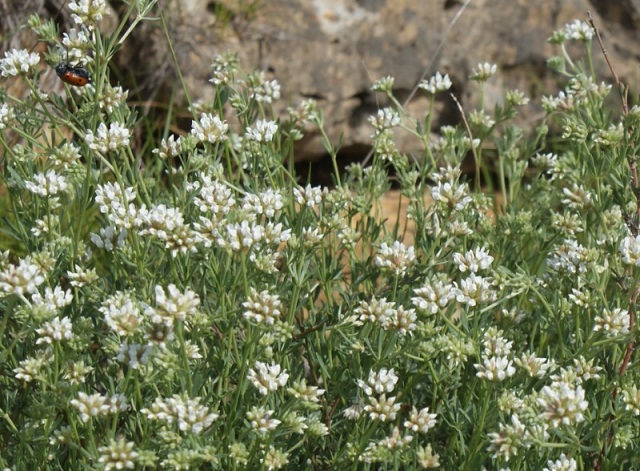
xmin=1 ymin=4 xmax=639 ymax=470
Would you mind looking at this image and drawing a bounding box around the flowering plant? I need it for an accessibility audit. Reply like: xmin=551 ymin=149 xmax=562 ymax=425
xmin=0 ymin=8 xmax=639 ymax=470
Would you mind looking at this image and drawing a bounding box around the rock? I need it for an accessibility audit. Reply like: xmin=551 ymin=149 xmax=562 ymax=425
xmin=4 ymin=0 xmax=640 ymax=168
xmin=128 ymin=0 xmax=640 ymax=168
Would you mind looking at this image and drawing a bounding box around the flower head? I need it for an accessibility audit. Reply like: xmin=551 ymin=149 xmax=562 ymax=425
xmin=0 ymin=49 xmax=40 ymax=77
xmin=419 ymin=72 xmax=452 ymax=94
xmin=85 ymin=122 xmax=130 ymax=153
xmin=245 ymin=119 xmax=278 ymax=142
xmin=470 ymin=62 xmax=497 ymax=82
xmin=69 ymin=0 xmax=109 ymax=27
xmin=247 ymin=361 xmax=289 ymax=395
xmin=191 ymin=113 xmax=228 ymax=143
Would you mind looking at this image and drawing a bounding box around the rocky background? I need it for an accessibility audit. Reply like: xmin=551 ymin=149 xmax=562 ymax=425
xmin=140 ymin=0 xmax=640 ymax=169
xmin=3 ymin=0 xmax=640 ymax=178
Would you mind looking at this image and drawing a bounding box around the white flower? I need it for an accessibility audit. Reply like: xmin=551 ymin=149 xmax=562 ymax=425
xmin=0 ymin=258 xmax=45 ymax=297
xmin=141 ymin=395 xmax=219 ymax=434
xmin=620 ymin=234 xmax=640 ymax=266
xmin=24 ymin=170 xmax=68 ymax=196
xmin=31 ymin=286 xmax=73 ymax=311
xmin=69 ymin=0 xmax=108 ymax=27
xmin=475 ymin=356 xmax=516 ymax=381
xmin=431 ymin=181 xmax=472 ymax=210
xmin=249 ymin=73 xmax=281 ymax=103
xmin=453 ymin=246 xmax=494 ymax=273
xmin=144 ymin=284 xmax=200 ymax=326
xmin=564 ymin=20 xmax=594 ymax=41
xmin=357 ymin=368 xmax=399 ymax=396
xmin=487 ymin=414 xmax=527 ymax=461
xmin=293 ymin=184 xmax=325 ymax=209
xmin=371 ymin=76 xmax=394 ymax=92
xmin=245 ymin=119 xmax=278 ymax=142
xmin=470 ymin=62 xmax=497 ymax=81
xmin=375 ymin=241 xmax=415 ymax=276
xmin=288 ymin=379 xmax=325 ymax=403
xmin=191 ymin=113 xmax=228 ymax=143
xmin=0 ymin=102 xmax=15 ymax=129
xmin=36 ymin=316 xmax=74 ymax=344
xmin=543 ymin=453 xmax=577 ymax=471
xmin=0 ymin=49 xmax=40 ymax=77
xmin=222 ymin=220 xmax=265 ymax=251
xmin=594 ymin=308 xmax=630 ymax=337
xmin=99 ymin=291 xmax=142 ymax=336
xmin=70 ymin=392 xmax=110 ymax=422
xmin=247 ymin=361 xmax=289 ymax=395
xmin=85 ymin=122 xmax=130 ymax=152
xmin=243 ymin=288 xmax=282 ymax=325
xmin=455 ymin=274 xmax=496 ymax=306
xmin=247 ymin=406 xmax=281 ymax=434
xmin=419 ymin=72 xmax=452 ymax=94
xmin=90 ymin=225 xmax=127 ymax=251
xmin=98 ymin=438 xmax=138 ymax=470
xmin=537 ymin=381 xmax=588 ymax=427
xmin=404 ymin=407 xmax=438 ymax=434
xmin=364 ymin=394 xmax=401 ymax=422
xmin=242 ymin=188 xmax=284 ymax=218
xmin=116 ymin=342 xmax=152 ymax=369
xmin=99 ymin=85 xmax=128 ymax=114
xmin=369 ymin=107 xmax=401 ymax=135
xmin=412 ymin=277 xmax=456 ymax=314
xmin=193 ymin=173 xmax=235 ymax=216
xmin=152 ymin=135 xmax=181 ymax=159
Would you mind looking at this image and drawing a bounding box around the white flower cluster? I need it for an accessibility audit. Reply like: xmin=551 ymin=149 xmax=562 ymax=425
xmin=412 ymin=277 xmax=457 ymax=315
xmin=31 ymin=286 xmax=73 ymax=312
xmin=374 ymin=241 xmax=416 ymax=276
xmin=453 ymin=247 xmax=494 ymax=273
xmin=24 ymin=170 xmax=68 ymax=197
xmin=99 ymin=291 xmax=142 ymax=336
xmin=247 ymin=406 xmax=281 ymax=435
xmin=85 ymin=122 xmax=130 ymax=153
xmin=292 ymin=184 xmax=325 ymax=210
xmin=70 ymin=392 xmax=128 ymax=422
xmin=536 ymin=380 xmax=588 ymax=427
xmin=475 ymin=327 xmax=515 ymax=381
xmin=95 ymin=182 xmax=137 ymax=229
xmin=0 ymin=103 xmax=15 ymax=129
xmin=455 ymin=273 xmax=496 ymax=307
xmin=35 ymin=316 xmax=74 ymax=344
xmin=144 ymin=284 xmax=200 ymax=326
xmin=69 ymin=0 xmax=108 ymax=27
xmin=243 ymin=288 xmax=282 ymax=325
xmin=620 ymin=234 xmax=640 ymax=266
xmin=193 ymin=173 xmax=235 ymax=218
xmin=358 ymin=368 xmax=402 ymax=422
xmin=136 ymin=204 xmax=198 ymax=256
xmin=249 ymin=72 xmax=281 ymax=104
xmin=369 ymin=107 xmax=401 ymax=136
xmin=116 ymin=342 xmax=152 ymax=369
xmin=419 ymin=72 xmax=452 ymax=94
xmin=0 ymin=257 xmax=45 ymax=297
xmin=242 ymin=188 xmax=285 ymax=219
xmin=191 ymin=113 xmax=228 ymax=143
xmin=141 ymin=395 xmax=219 ymax=434
xmin=0 ymin=49 xmax=40 ymax=77
xmin=353 ymin=297 xmax=417 ymax=335
xmin=470 ymin=62 xmax=497 ymax=81
xmin=245 ymin=119 xmax=278 ymax=142
xmin=247 ymin=361 xmax=289 ymax=396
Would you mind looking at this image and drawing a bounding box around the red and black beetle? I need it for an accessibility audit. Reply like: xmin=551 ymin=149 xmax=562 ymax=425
xmin=55 ymin=48 xmax=91 ymax=87
xmin=55 ymin=62 xmax=91 ymax=87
